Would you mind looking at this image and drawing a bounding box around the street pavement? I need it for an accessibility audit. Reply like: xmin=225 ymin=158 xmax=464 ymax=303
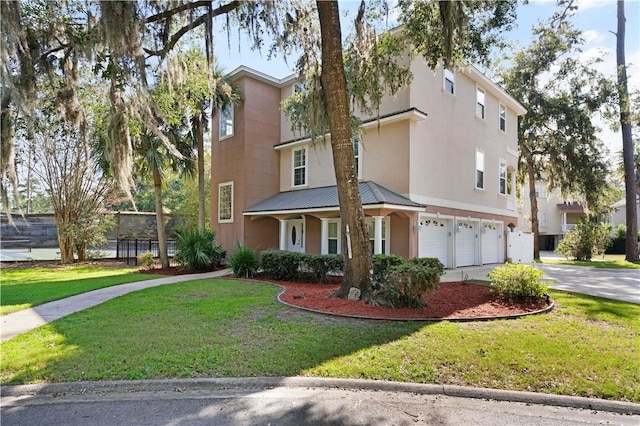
xmin=2 ymin=378 xmax=639 ymax=426
xmin=1 ymin=260 xmax=639 ymax=425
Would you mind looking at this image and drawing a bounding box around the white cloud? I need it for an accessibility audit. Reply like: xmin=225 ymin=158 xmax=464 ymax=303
xmin=574 ymin=0 xmax=614 ymax=12
xmin=582 ymin=29 xmax=607 ymax=44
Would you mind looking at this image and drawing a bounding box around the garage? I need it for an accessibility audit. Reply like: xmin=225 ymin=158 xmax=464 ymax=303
xmin=481 ymin=222 xmax=502 ymax=264
xmin=418 ymin=217 xmax=450 ymax=267
xmin=455 ymin=220 xmax=477 ymax=267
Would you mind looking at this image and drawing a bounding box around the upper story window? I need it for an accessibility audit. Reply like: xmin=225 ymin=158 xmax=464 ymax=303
xmin=219 ymin=104 xmax=234 ymax=140
xmin=353 ymin=137 xmax=362 ymax=179
xmin=443 ymin=68 xmax=455 ymax=95
xmin=476 ymin=87 xmax=485 ymax=119
xmin=218 ymin=181 xmax=233 ymax=223
xmin=499 ymin=160 xmax=507 ymax=195
xmin=475 ymin=149 xmax=485 ymax=190
xmin=293 ymin=147 xmax=307 ymax=187
xmin=499 ymin=103 xmax=506 ymax=132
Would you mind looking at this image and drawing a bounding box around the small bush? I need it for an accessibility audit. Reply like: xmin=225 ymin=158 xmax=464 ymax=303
xmin=555 ymin=216 xmax=611 ymax=261
xmin=324 ymin=254 xmax=344 ymax=275
xmin=137 ymin=251 xmax=156 ymax=270
xmin=376 ymin=263 xmax=440 ymax=308
xmin=372 ymin=254 xmax=406 ymax=284
xmin=174 ymin=229 xmax=226 ymax=271
xmin=300 ymin=253 xmax=332 ymax=283
xmin=228 ymin=242 xmax=259 ymax=278
xmin=488 ymin=264 xmax=549 ymax=302
xmin=259 ymin=250 xmax=302 ymax=281
xmin=606 ymin=225 xmax=627 ymax=254
xmin=409 ymin=257 xmax=445 ymax=276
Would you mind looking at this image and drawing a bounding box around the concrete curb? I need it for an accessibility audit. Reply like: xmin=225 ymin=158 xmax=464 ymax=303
xmin=2 ymin=377 xmax=639 ymax=415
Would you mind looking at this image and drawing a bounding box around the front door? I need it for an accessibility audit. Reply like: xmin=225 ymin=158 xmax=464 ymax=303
xmin=287 ymin=219 xmax=304 ymax=253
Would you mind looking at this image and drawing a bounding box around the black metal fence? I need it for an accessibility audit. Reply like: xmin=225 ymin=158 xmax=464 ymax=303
xmin=116 ymin=238 xmax=176 ymax=266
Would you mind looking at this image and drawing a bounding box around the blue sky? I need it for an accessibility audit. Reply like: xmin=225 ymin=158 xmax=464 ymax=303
xmin=212 ymin=0 xmax=639 ymax=157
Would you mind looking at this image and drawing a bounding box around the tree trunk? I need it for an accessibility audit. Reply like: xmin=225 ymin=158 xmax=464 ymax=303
xmin=317 ymin=1 xmax=373 ymax=300
xmin=56 ymin=219 xmax=75 ymax=263
xmin=616 ymin=0 xmax=639 ymax=261
xmin=153 ymin=165 xmax=170 ymax=268
xmin=522 ymin=144 xmax=540 ymax=260
xmin=194 ymin=113 xmax=206 ymax=233
xmin=75 ymin=243 xmax=86 ymax=262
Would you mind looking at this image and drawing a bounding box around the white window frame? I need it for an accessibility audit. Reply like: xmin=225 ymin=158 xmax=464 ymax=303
xmin=499 ymin=103 xmax=506 ymax=132
xmin=218 ymin=181 xmax=234 ymax=223
xmin=476 ymin=87 xmax=485 ymax=119
xmin=353 ymin=137 xmax=362 ymax=180
xmin=292 ymin=147 xmax=307 ymax=187
xmin=499 ymin=159 xmax=507 ymax=195
xmin=367 ymin=217 xmax=389 ymax=254
xmin=219 ymin=104 xmax=234 ymax=140
xmin=475 ymin=149 xmax=485 ymax=190
xmin=328 ymin=220 xmax=341 ymax=254
xmin=443 ymin=68 xmax=455 ymax=95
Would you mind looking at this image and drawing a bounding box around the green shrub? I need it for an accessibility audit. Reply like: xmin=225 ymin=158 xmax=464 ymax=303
xmin=488 ymin=264 xmax=549 ymax=302
xmin=324 ymin=254 xmax=344 ymax=275
xmin=555 ymin=215 xmax=611 ymax=261
xmin=409 ymin=257 xmax=445 ymax=276
xmin=259 ymin=250 xmax=302 ymax=281
xmin=299 ymin=253 xmax=332 ymax=283
xmin=376 ymin=263 xmax=440 ymax=308
xmin=137 ymin=251 xmax=156 ymax=270
xmin=174 ymin=229 xmax=226 ymax=271
xmin=606 ymin=224 xmax=627 ymax=254
xmin=228 ymin=242 xmax=259 ymax=278
xmin=372 ymin=254 xmax=406 ymax=284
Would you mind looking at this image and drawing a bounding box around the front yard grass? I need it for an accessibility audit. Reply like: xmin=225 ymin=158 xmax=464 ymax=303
xmin=0 ymin=264 xmax=164 ymax=315
xmin=1 ymin=278 xmax=638 ymax=403
xmin=543 ymin=253 xmax=640 ymax=269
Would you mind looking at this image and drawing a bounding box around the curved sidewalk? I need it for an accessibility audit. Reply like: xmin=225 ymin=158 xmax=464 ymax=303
xmin=0 ymin=269 xmax=231 ymax=343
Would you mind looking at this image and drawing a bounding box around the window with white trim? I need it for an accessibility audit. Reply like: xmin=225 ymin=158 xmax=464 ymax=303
xmin=476 ymin=87 xmax=485 ymax=119
xmin=328 ymin=221 xmax=340 ymax=254
xmin=499 ymin=103 xmax=506 ymax=132
xmin=219 ymin=104 xmax=234 ymax=139
xmin=443 ymin=68 xmax=455 ymax=95
xmin=499 ymin=160 xmax=507 ymax=195
xmin=368 ymin=219 xmax=387 ymax=254
xmin=293 ymin=147 xmax=307 ymax=187
xmin=353 ymin=137 xmax=362 ymax=179
xmin=218 ymin=181 xmax=233 ymax=223
xmin=475 ymin=149 xmax=485 ymax=189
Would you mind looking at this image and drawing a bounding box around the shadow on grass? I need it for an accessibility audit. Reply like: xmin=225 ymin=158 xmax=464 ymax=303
xmin=0 ymin=279 xmax=428 ymax=385
xmin=550 ymin=289 xmax=640 ymax=323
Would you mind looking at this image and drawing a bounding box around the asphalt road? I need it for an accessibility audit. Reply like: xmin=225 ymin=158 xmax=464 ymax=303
xmin=2 ymin=378 xmax=639 ymax=426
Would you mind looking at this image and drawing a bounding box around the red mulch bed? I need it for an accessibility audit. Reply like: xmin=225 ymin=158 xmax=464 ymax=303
xmin=139 ymin=267 xmax=552 ymax=321
xmin=276 ymin=280 xmax=551 ymax=320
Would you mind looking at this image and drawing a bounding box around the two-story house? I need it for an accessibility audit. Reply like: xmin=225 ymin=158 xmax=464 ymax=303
xmin=519 ymin=181 xmax=586 ymax=250
xmin=211 ymin=60 xmax=526 ymax=269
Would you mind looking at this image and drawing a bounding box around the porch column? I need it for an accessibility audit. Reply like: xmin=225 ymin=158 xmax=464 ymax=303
xmin=374 ymin=216 xmax=383 ymax=254
xmin=320 ymin=218 xmax=329 ymax=255
xmin=279 ymin=220 xmax=287 ymax=250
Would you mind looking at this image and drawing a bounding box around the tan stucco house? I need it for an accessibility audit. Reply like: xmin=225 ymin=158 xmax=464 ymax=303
xmin=211 ymin=60 xmax=526 ymax=269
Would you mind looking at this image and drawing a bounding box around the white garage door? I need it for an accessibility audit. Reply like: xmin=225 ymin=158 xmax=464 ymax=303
xmin=481 ymin=223 xmax=500 ymax=264
xmin=418 ymin=218 xmax=449 ymax=267
xmin=455 ymin=221 xmax=476 ymax=267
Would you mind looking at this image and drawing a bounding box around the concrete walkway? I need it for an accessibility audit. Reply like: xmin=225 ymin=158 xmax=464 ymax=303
xmin=0 ymin=269 xmax=231 ymax=343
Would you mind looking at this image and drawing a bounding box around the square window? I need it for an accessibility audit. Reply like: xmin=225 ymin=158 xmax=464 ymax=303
xmin=476 ymin=87 xmax=485 ymax=119
xmin=218 ymin=182 xmax=233 ymax=222
xmin=219 ymin=104 xmax=234 ymax=139
xmin=328 ymin=222 xmax=339 ymax=254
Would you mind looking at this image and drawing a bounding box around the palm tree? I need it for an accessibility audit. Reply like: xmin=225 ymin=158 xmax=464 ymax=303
xmin=133 ymin=125 xmax=195 ymax=268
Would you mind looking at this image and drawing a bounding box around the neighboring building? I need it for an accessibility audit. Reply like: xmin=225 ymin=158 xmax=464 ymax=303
xmin=610 ymin=196 xmax=640 ymax=229
xmin=211 ymin=61 xmax=526 ymax=269
xmin=519 ymin=181 xmax=586 ymax=250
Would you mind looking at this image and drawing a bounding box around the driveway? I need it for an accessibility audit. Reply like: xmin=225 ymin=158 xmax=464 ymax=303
xmin=441 ymin=262 xmax=639 ymax=304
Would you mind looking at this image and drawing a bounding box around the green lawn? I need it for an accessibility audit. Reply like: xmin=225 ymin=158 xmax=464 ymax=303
xmin=1 ymin=278 xmax=638 ymax=403
xmin=542 ymin=254 xmax=640 ymax=269
xmin=0 ymin=265 xmax=165 ymax=315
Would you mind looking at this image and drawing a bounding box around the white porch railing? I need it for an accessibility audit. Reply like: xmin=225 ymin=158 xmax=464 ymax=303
xmin=562 ymin=224 xmax=576 ymax=233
